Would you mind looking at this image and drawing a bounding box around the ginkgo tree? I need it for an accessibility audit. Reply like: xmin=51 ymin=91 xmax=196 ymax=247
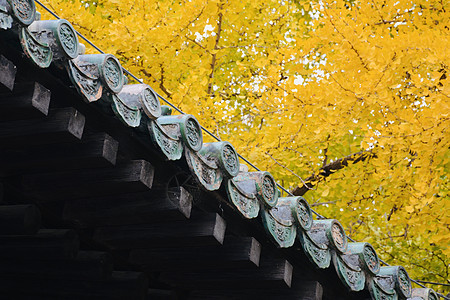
xmin=40 ymin=0 xmax=449 ymax=292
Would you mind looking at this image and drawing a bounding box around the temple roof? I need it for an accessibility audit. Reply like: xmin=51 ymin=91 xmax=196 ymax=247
xmin=0 ymin=1 xmax=443 ymax=299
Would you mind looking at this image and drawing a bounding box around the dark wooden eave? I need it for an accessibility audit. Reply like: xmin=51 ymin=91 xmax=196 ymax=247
xmin=0 ymin=3 xmax=439 ymax=300
xmin=0 ymin=35 xmax=332 ymax=300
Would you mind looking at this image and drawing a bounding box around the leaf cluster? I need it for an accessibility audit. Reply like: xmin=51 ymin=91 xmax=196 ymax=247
xmin=41 ymin=0 xmax=449 ymax=291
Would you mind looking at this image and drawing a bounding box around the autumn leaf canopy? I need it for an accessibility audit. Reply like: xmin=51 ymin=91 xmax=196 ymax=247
xmin=40 ymin=0 xmax=449 ymax=291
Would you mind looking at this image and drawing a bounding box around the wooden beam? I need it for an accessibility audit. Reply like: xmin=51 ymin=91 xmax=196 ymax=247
xmin=0 ymin=182 xmax=4 ymax=203
xmin=129 ymin=236 xmax=261 ymax=271
xmin=0 ymin=229 xmax=79 ymax=259
xmin=159 ymin=258 xmax=293 ymax=290
xmin=0 ymin=132 xmax=118 ymax=176
xmin=0 ymin=204 xmax=41 ymax=235
xmin=147 ymin=289 xmax=178 ymax=299
xmin=94 ymin=212 xmax=226 ymax=249
xmin=0 ymin=107 xmax=85 ymax=148
xmin=0 ymin=271 xmax=148 ymax=300
xmin=63 ymin=187 xmax=192 ymax=228
xmin=0 ymin=54 xmax=16 ymax=91
xmin=0 ymin=82 xmax=51 ymax=120
xmin=291 ymin=279 xmax=323 ymax=300
xmin=189 ymin=281 xmax=323 ymax=299
xmin=0 ymin=250 xmax=113 ymax=280
xmin=22 ymin=160 xmax=154 ymax=202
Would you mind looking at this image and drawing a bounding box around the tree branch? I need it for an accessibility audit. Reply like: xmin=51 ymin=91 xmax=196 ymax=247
xmin=159 ymin=65 xmax=172 ymax=98
xmin=322 ymin=134 xmax=330 ymax=167
xmin=323 ymin=8 xmax=370 ymax=71
xmin=291 ymin=150 xmax=376 ymax=196
xmin=264 ymin=152 xmax=309 ymax=187
xmin=207 ymin=5 xmax=223 ymax=96
xmin=140 ymin=68 xmax=172 ymax=98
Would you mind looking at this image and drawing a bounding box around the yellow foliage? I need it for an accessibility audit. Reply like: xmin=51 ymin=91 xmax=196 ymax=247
xmin=39 ymin=0 xmax=449 ymax=291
